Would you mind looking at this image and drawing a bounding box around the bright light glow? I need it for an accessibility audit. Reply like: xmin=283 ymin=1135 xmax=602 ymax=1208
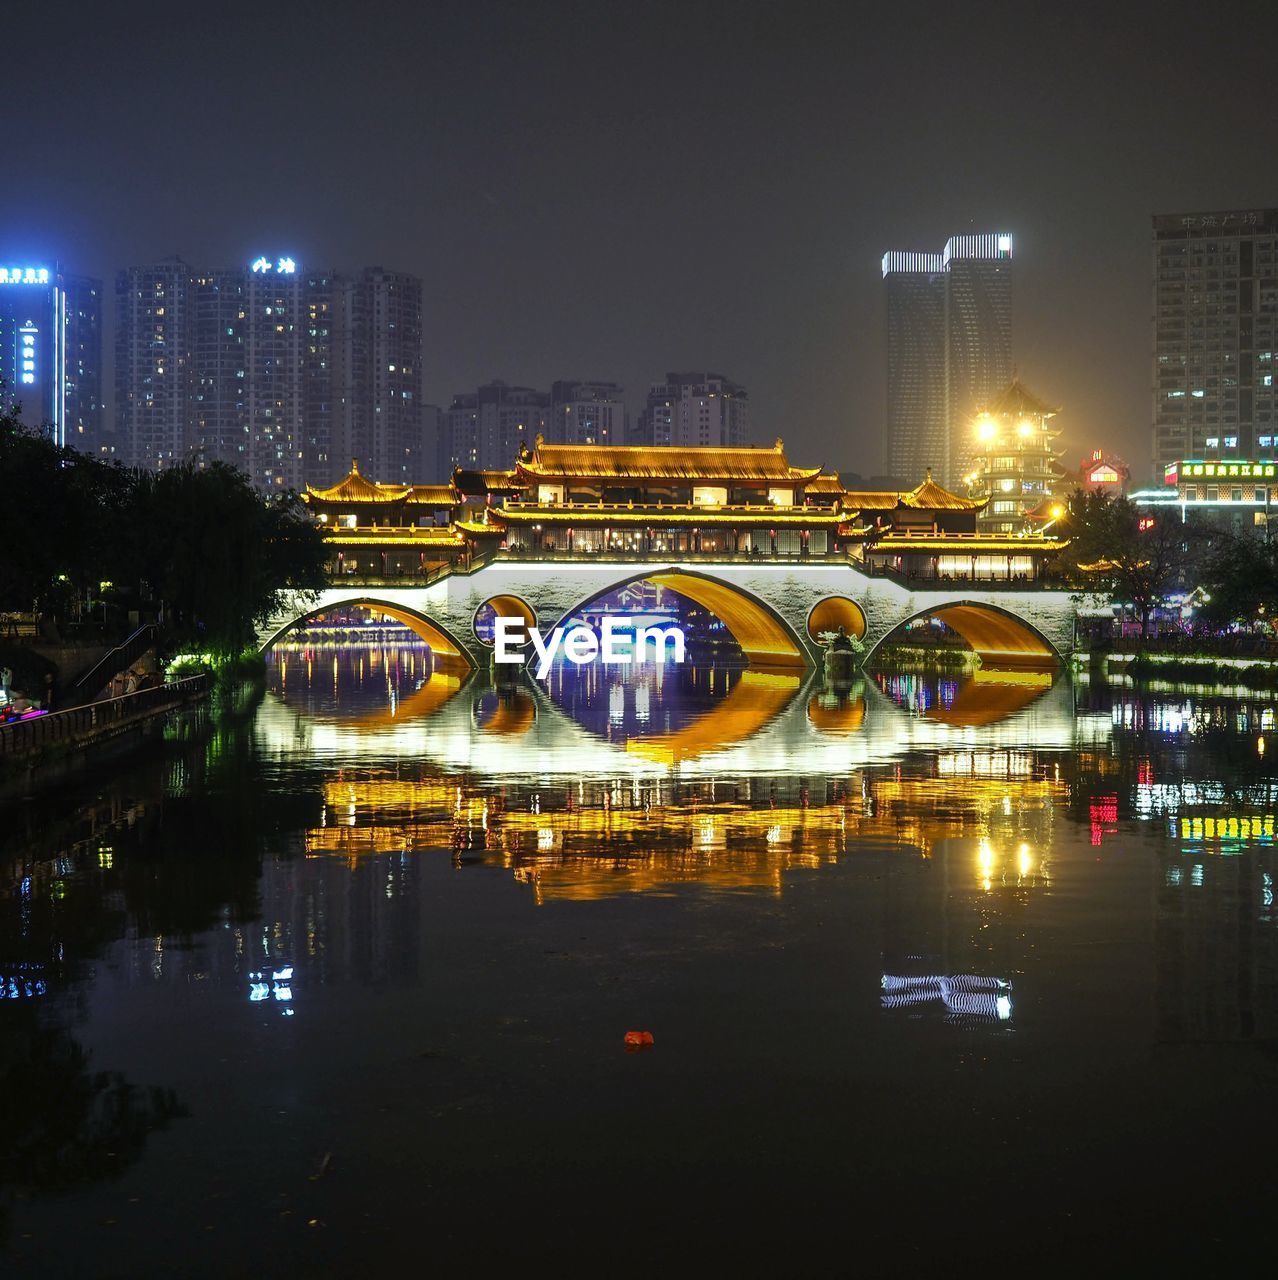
xmin=1018 ymin=419 xmax=1034 ymax=438
xmin=997 ymin=234 xmax=1012 ymax=252
xmin=976 ymin=416 xmax=997 ymax=442
xmin=0 ymin=266 xmax=50 ymax=284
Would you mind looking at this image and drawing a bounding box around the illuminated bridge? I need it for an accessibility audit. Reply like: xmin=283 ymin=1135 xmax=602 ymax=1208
xmin=258 ymin=438 xmax=1095 ymax=669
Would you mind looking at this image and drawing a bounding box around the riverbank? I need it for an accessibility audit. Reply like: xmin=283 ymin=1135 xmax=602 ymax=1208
xmin=0 ymin=674 xmax=214 ymax=804
xmin=1075 ymin=649 xmax=1278 ymax=689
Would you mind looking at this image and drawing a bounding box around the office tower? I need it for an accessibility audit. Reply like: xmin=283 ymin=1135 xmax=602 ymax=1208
xmin=336 ymin=267 xmax=422 ymax=486
xmin=1152 ymin=209 xmax=1278 ymax=473
xmin=633 ymin=372 xmax=749 ymax=447
xmin=882 ymin=233 xmax=1013 ymax=484
xmin=115 ymin=258 xmax=194 ymax=470
xmin=0 ymin=263 xmax=101 ymax=450
xmin=441 ymin=381 xmax=548 ymax=473
xmin=547 ymin=381 xmax=625 ymax=445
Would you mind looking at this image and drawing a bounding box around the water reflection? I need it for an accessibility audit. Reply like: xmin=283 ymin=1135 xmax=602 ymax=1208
xmin=7 ymin=643 xmax=1278 ymax=1268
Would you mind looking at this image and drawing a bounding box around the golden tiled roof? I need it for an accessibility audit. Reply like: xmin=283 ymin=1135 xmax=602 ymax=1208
xmin=404 ymin=485 xmax=458 ymax=506
xmin=842 ymin=490 xmax=902 ymax=510
xmin=804 ymin=474 xmax=845 ymax=494
xmin=899 ymin=476 xmax=988 ymax=510
xmin=517 ymin=437 xmax=822 ymax=482
xmin=306 ymin=461 xmax=406 ymax=504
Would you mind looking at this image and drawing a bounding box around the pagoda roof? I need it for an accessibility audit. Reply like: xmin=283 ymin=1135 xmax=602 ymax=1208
xmin=404 ymin=484 xmax=459 ymax=506
xmin=980 ymin=376 xmax=1060 ymax=420
xmin=804 ymin=473 xmax=845 ymax=494
xmin=899 ymin=474 xmax=989 ymax=511
xmin=306 ymin=462 xmax=405 ymax=504
xmin=516 ymin=437 xmax=822 ymax=483
xmin=842 ymin=490 xmax=902 ymax=510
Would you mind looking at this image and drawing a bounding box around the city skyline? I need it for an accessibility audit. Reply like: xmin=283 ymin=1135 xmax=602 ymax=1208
xmin=6 ymin=2 xmax=1276 ymax=484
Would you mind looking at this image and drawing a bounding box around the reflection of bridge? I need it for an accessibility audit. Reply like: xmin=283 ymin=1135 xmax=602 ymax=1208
xmin=258 ymin=559 xmax=1082 ymax=670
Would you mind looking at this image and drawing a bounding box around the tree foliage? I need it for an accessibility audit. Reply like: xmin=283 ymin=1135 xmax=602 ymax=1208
xmin=1199 ymin=529 xmax=1278 ymax=632
xmin=0 ymin=411 xmax=329 ymax=656
xmin=1049 ymin=489 xmax=1195 ymax=632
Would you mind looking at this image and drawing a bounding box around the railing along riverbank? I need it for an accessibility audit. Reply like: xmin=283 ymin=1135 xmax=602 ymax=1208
xmin=0 ymin=674 xmax=213 ymax=760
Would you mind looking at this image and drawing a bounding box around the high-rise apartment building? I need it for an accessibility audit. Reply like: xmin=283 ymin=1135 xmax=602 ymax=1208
xmin=633 ymin=372 xmax=749 ymax=447
xmin=0 ymin=263 xmax=101 ymax=450
xmin=440 ymin=381 xmax=548 ymax=474
xmin=335 ymin=268 xmax=422 ymax=485
xmin=115 ymin=259 xmax=193 ymax=470
xmin=116 ymin=255 xmax=423 ymax=489
xmin=882 ymin=233 xmax=1013 ymax=484
xmin=547 ymin=381 xmax=625 ymax=445
xmin=1152 ymin=209 xmax=1278 ymax=474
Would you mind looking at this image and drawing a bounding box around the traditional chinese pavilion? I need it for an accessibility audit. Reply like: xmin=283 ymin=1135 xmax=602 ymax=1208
xmin=304 ymin=438 xmax=1063 ymax=582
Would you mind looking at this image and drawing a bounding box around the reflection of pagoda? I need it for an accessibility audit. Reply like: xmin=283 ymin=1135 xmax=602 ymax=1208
xmin=966 ymin=377 xmax=1067 ymax=535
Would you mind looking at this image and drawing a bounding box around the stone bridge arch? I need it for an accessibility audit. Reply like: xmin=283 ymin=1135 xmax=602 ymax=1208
xmin=258 ymin=594 xmax=476 ymax=667
xmin=548 ymin=566 xmax=811 ymax=668
xmin=862 ymin=597 xmax=1063 ymax=668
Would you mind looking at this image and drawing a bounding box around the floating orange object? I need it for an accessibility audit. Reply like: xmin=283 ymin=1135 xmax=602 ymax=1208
xmin=623 ymin=1030 xmax=654 ymax=1048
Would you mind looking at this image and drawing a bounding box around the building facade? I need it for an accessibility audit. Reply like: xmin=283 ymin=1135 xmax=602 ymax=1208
xmin=1152 ymin=209 xmax=1278 ymax=475
xmin=116 ymin=255 xmax=423 ymax=489
xmin=1132 ymin=455 xmax=1276 ymax=538
xmin=0 ymin=263 xmax=101 ymax=450
xmin=439 ymin=381 xmax=549 ymax=476
xmin=547 ymin=380 xmax=625 ymax=446
xmin=632 ymin=372 xmax=749 ymax=448
xmin=965 ymin=378 xmax=1066 ymax=534
xmin=882 ymin=234 xmax=1013 ymax=485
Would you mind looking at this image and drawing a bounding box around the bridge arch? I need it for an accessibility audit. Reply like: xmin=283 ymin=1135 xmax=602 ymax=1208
xmin=865 ymin=598 xmax=1061 ymax=669
xmin=258 ymin=596 xmax=476 ymax=667
xmin=550 ymin=567 xmax=810 ymax=668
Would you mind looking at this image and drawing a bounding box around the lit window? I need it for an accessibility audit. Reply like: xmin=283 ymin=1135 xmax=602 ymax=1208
xmin=1225 ymin=435 xmax=1238 ymax=448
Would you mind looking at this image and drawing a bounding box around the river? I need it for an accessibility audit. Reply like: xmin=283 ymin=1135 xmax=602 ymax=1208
xmin=2 ymin=637 xmax=1277 ymax=1273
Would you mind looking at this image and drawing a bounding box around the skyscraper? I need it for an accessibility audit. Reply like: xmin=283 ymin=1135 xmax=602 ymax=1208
xmin=547 ymin=381 xmax=625 ymax=445
xmin=0 ymin=263 xmax=101 ymax=449
xmin=335 ymin=268 xmax=422 ymax=486
xmin=115 ymin=258 xmax=193 ymax=471
xmin=1152 ymin=209 xmax=1278 ymax=474
xmin=632 ymin=372 xmax=749 ymax=447
xmin=882 ymin=233 xmax=1013 ymax=484
xmin=116 ymin=255 xmax=423 ymax=488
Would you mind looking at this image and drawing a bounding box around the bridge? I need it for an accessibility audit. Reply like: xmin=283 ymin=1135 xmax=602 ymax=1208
xmin=257 ymin=556 xmax=1083 ymax=670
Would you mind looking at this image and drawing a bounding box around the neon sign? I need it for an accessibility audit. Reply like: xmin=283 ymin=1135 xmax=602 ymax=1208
xmin=0 ymin=267 xmax=50 ymax=285
xmin=250 ymin=256 xmax=297 ymax=275
xmin=18 ymin=326 xmax=36 ymax=385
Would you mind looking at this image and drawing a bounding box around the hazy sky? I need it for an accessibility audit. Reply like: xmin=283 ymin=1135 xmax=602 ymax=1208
xmin=6 ymin=0 xmax=1275 ymax=481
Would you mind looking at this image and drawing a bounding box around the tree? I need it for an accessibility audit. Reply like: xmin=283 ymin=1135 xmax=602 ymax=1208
xmin=1199 ymin=529 xmax=1278 ymax=634
xmin=1049 ymin=489 xmax=1194 ymax=636
xmin=0 ymin=411 xmax=136 ymax=624
xmin=130 ymin=462 xmax=329 ymax=657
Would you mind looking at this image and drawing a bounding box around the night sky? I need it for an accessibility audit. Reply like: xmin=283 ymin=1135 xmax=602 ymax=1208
xmin=7 ymin=0 xmax=1275 ymax=481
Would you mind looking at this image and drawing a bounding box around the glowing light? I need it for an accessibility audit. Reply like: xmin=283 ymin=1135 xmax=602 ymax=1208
xmin=0 ymin=266 xmax=50 ymax=284
xmin=976 ymin=416 xmax=997 ymax=442
xmin=1017 ymin=419 xmax=1034 ymax=438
